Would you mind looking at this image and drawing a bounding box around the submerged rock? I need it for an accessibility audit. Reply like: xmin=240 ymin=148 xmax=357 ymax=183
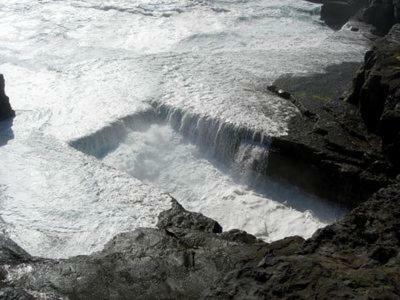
xmin=0 ymin=75 xmax=15 ymax=122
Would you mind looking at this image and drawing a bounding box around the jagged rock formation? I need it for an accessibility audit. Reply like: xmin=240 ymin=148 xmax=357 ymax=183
xmin=312 ymin=0 xmax=400 ymax=34
xmin=207 ymin=179 xmax=400 ymax=298
xmin=0 ymin=198 xmax=269 ymax=299
xmin=267 ymin=62 xmax=393 ymax=208
xmin=0 ymin=74 xmax=15 ymax=121
xmin=271 ymin=1 xmax=400 ymax=206
xmin=347 ymin=24 xmax=400 ymax=172
xmin=1 ymin=181 xmax=400 ymax=299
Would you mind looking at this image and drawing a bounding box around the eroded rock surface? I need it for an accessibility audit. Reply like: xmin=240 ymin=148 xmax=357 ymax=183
xmin=347 ymin=24 xmax=400 ymax=172
xmin=266 ymin=62 xmax=392 ymax=207
xmin=1 ymin=182 xmax=400 ymax=299
xmin=0 ymin=199 xmax=269 ymax=299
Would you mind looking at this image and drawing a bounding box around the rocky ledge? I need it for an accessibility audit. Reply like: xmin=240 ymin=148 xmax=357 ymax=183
xmin=264 ymin=24 xmax=400 ymax=208
xmin=0 ymin=74 xmax=15 ymax=122
xmin=1 ymin=181 xmax=399 ymax=299
xmin=312 ymin=0 xmax=400 ymax=34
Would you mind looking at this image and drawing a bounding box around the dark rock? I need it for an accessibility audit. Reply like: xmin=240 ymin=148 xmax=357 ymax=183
xmin=264 ymin=62 xmax=392 ymax=207
xmin=0 ymin=235 xmax=31 ymax=265
xmin=266 ymin=84 xmax=277 ymax=93
xmin=0 ymin=288 xmax=35 ymax=300
xmin=157 ymin=198 xmax=222 ymax=233
xmin=207 ymin=180 xmax=400 ymax=299
xmin=350 ymin=26 xmax=360 ymax=31
xmin=320 ymin=0 xmax=369 ymax=29
xmin=0 ymin=201 xmax=268 ymax=299
xmin=0 ymin=75 xmax=15 ymax=122
xmin=1 ymin=181 xmax=400 ymax=299
xmin=277 ymin=89 xmax=291 ymax=100
xmin=363 ymin=0 xmax=396 ymax=35
xmin=319 ymin=0 xmax=399 ymax=34
xmin=347 ymin=24 xmax=400 ymax=172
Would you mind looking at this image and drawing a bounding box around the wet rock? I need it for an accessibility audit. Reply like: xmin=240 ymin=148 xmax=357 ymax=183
xmin=157 ymin=198 xmax=222 ymax=233
xmin=277 ymin=89 xmax=291 ymax=100
xmin=0 ymin=75 xmax=15 ymax=122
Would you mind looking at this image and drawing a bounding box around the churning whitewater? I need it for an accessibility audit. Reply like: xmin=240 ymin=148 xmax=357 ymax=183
xmin=0 ymin=0 xmax=368 ymax=258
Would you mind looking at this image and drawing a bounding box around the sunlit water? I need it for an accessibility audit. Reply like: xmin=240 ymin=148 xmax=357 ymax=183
xmin=0 ymin=0 xmax=368 ymax=258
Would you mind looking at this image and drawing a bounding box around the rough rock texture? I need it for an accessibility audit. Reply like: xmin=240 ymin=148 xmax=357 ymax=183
xmin=1 ymin=182 xmax=400 ymax=299
xmin=347 ymin=24 xmax=400 ymax=172
xmin=207 ymin=179 xmax=400 ymax=298
xmin=264 ymin=63 xmax=393 ymax=207
xmin=0 ymin=199 xmax=269 ymax=299
xmin=313 ymin=0 xmax=399 ymax=34
xmin=157 ymin=198 xmax=223 ymax=233
xmin=0 ymin=74 xmax=15 ymax=122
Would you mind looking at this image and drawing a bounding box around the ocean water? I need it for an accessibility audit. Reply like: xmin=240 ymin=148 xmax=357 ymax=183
xmin=0 ymin=0 xmax=368 ymax=258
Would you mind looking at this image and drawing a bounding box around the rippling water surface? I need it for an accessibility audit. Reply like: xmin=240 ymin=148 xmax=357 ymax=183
xmin=0 ymin=0 xmax=367 ymax=258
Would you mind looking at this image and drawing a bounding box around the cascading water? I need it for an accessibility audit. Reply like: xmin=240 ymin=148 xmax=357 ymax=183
xmin=71 ymin=109 xmax=346 ymax=242
xmin=0 ymin=0 xmax=369 ymax=258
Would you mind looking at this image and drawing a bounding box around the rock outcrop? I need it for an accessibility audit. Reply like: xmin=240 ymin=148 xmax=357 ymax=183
xmin=320 ymin=0 xmax=369 ymax=29
xmin=313 ymin=0 xmax=400 ymax=34
xmin=0 ymin=199 xmax=270 ymax=299
xmin=1 ymin=182 xmax=400 ymax=299
xmin=346 ymin=24 xmax=400 ymax=172
xmin=0 ymin=75 xmax=15 ymax=122
xmin=265 ymin=62 xmax=393 ymax=207
xmin=207 ymin=180 xmax=400 ymax=299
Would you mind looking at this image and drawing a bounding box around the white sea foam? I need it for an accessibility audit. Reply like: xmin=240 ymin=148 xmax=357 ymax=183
xmin=0 ymin=0 xmax=367 ymax=258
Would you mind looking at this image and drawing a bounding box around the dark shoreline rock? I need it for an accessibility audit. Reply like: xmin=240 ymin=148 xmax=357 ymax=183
xmin=310 ymin=0 xmax=400 ymax=35
xmin=0 ymin=74 xmax=15 ymax=122
xmin=347 ymin=24 xmax=400 ymax=172
xmin=264 ymin=62 xmax=393 ymax=207
xmin=1 ymin=183 xmax=400 ymax=299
